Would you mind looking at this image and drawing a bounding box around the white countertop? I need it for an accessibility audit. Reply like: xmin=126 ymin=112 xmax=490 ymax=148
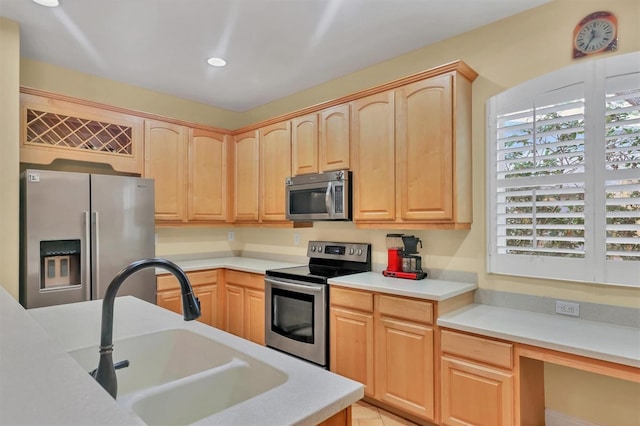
xmin=156 ymin=257 xmax=301 ymax=275
xmin=160 ymin=257 xmax=477 ymax=302
xmin=328 ymin=271 xmax=477 ymax=301
xmin=0 ymin=287 xmax=138 ymax=425
xmin=0 ymin=288 xmax=363 ymax=425
xmin=438 ymin=303 xmax=640 ymax=368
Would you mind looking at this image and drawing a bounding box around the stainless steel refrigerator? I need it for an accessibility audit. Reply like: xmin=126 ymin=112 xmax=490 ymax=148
xmin=20 ymin=169 xmax=156 ymax=309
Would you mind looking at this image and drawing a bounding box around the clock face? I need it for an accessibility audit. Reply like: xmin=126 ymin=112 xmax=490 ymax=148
xmin=573 ymin=11 xmax=617 ymax=58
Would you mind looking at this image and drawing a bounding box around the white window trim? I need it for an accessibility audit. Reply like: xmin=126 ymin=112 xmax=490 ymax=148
xmin=487 ymin=51 xmax=640 ymax=287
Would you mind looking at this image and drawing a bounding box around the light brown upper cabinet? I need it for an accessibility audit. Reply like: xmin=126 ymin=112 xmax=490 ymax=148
xmin=396 ymin=75 xmax=455 ymax=222
xmin=352 ymin=64 xmax=475 ymax=229
xmin=232 ymin=130 xmax=260 ymax=222
xmin=145 ymin=120 xmax=230 ymax=224
xmin=259 ymin=121 xmax=291 ymax=222
xmin=351 ymin=91 xmax=396 ymax=222
xmin=144 ymin=119 xmax=188 ymax=222
xmin=188 ymin=128 xmax=229 ymax=222
xmin=20 ymin=92 xmax=144 ymax=175
xmin=291 ymin=113 xmax=319 ymax=176
xmin=319 ymin=104 xmax=350 ymax=172
xmin=292 ymin=104 xmax=350 ymax=176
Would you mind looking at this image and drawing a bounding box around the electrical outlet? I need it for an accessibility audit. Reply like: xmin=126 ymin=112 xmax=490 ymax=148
xmin=228 ymin=231 xmax=234 ymax=241
xmin=294 ymin=232 xmax=300 ymax=246
xmin=555 ymin=300 xmax=580 ymax=317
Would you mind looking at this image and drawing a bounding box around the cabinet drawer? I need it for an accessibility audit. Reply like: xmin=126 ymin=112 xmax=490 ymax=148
xmin=157 ymin=274 xmax=179 ymax=292
xmin=188 ymin=269 xmax=219 ymax=286
xmin=157 ymin=268 xmax=219 ymax=291
xmin=330 ymin=287 xmax=373 ymax=312
xmin=225 ymin=269 xmax=264 ymax=290
xmin=441 ymin=330 xmax=513 ymax=369
xmin=377 ymin=295 xmax=433 ymax=324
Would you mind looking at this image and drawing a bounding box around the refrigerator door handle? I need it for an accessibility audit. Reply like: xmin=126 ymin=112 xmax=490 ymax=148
xmin=84 ymin=211 xmax=92 ymax=301
xmin=92 ymin=211 xmax=100 ymax=300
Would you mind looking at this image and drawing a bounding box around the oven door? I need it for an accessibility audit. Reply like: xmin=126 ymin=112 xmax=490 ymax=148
xmin=264 ymin=277 xmax=327 ymax=367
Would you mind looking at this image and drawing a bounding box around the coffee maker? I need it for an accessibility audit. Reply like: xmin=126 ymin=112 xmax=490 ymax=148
xmin=383 ymin=234 xmax=427 ymax=280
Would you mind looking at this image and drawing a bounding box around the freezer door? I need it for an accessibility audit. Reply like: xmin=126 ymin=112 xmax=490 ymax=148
xmin=20 ymin=170 xmax=91 ymax=308
xmin=90 ymin=175 xmax=156 ymax=303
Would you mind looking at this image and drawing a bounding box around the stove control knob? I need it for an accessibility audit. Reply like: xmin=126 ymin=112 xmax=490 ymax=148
xmin=357 ymin=249 xmax=363 ymax=256
xmin=317 ymin=245 xmax=323 ymax=253
xmin=349 ymin=248 xmax=355 ymax=255
xmin=310 ymin=246 xmax=316 ymax=252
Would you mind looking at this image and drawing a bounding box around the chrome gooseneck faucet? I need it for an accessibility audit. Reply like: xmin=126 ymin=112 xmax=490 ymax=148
xmin=92 ymin=258 xmax=201 ymax=399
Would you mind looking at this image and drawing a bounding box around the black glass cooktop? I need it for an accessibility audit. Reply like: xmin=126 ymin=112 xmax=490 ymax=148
xmin=265 ymin=264 xmax=365 ymax=284
xmin=266 ymin=241 xmax=372 ymax=284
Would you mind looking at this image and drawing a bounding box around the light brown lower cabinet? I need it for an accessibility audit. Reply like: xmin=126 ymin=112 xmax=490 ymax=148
xmin=317 ymin=406 xmax=352 ymax=426
xmin=440 ymin=330 xmax=514 ymax=426
xmin=375 ymin=295 xmax=435 ymax=421
xmin=156 ymin=269 xmax=221 ymax=328
xmin=330 ymin=286 xmax=435 ymax=423
xmin=223 ymin=269 xmax=265 ymax=345
xmin=157 ymin=268 xmax=266 ymax=345
xmin=330 ymin=288 xmax=375 ymax=396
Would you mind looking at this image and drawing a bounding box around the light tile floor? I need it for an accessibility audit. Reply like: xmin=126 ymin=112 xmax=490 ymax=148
xmin=351 ymin=401 xmax=420 ymax=426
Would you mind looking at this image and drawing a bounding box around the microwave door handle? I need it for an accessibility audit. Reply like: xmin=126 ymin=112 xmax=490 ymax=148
xmin=325 ymin=181 xmax=334 ymax=218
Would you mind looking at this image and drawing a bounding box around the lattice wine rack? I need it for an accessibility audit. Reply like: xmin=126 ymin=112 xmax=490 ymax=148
xmin=25 ymin=108 xmax=133 ymax=155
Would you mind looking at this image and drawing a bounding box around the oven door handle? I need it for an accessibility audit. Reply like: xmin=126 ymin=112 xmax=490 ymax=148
xmin=265 ymin=277 xmax=323 ymax=292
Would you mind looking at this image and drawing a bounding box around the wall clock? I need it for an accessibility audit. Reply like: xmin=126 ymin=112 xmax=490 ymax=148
xmin=573 ymin=11 xmax=617 ymax=59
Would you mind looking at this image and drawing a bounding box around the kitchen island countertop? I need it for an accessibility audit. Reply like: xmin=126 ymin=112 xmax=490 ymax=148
xmin=0 ymin=287 xmax=363 ymax=425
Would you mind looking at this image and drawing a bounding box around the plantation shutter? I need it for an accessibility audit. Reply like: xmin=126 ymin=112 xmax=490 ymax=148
xmin=603 ymin=71 xmax=640 ymax=284
xmin=487 ymin=52 xmax=639 ymax=287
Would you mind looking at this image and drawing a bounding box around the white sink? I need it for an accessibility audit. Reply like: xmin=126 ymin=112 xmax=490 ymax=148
xmin=121 ymin=357 xmax=288 ymax=425
xmin=69 ymin=328 xmax=288 ymax=424
xmin=68 ymin=329 xmax=238 ymax=396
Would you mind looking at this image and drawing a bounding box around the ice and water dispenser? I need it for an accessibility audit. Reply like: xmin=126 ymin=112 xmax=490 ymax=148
xmin=39 ymin=240 xmax=81 ymax=289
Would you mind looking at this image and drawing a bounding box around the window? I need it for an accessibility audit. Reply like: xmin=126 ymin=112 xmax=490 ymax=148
xmin=487 ymin=52 xmax=639 ymax=287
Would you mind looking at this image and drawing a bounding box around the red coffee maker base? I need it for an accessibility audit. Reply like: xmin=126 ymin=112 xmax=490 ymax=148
xmin=382 ymin=270 xmax=427 ymax=280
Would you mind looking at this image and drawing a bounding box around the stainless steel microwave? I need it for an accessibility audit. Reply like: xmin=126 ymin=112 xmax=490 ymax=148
xmin=285 ymin=170 xmax=351 ymax=221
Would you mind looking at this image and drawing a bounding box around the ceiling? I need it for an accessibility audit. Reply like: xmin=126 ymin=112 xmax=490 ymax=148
xmin=1 ymin=0 xmax=551 ymax=112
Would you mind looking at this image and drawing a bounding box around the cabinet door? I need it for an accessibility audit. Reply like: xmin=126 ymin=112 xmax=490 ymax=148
xmin=194 ymin=284 xmax=218 ymax=328
xmin=144 ymin=120 xmax=188 ymax=221
xmin=396 ymin=75 xmax=454 ymax=221
xmin=330 ymin=307 xmax=375 ymax=397
xmin=225 ymin=284 xmax=244 ymax=338
xmin=259 ymin=121 xmax=291 ymax=221
xmin=441 ymin=356 xmax=514 ymax=426
xmin=292 ymin=113 xmax=318 ymax=175
xmin=319 ymin=104 xmax=350 ymax=172
xmin=351 ymin=92 xmax=395 ymax=221
xmin=376 ymin=316 xmax=435 ymax=421
xmin=245 ymin=288 xmax=265 ymax=345
xmin=156 ymin=289 xmax=182 ymax=315
xmin=233 ymin=131 xmax=259 ymax=221
xmin=188 ymin=128 xmax=228 ymax=221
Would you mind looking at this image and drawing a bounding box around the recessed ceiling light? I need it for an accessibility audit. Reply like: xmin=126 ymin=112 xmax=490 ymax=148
xmin=32 ymin=0 xmax=59 ymax=7
xmin=207 ymin=57 xmax=227 ymax=67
